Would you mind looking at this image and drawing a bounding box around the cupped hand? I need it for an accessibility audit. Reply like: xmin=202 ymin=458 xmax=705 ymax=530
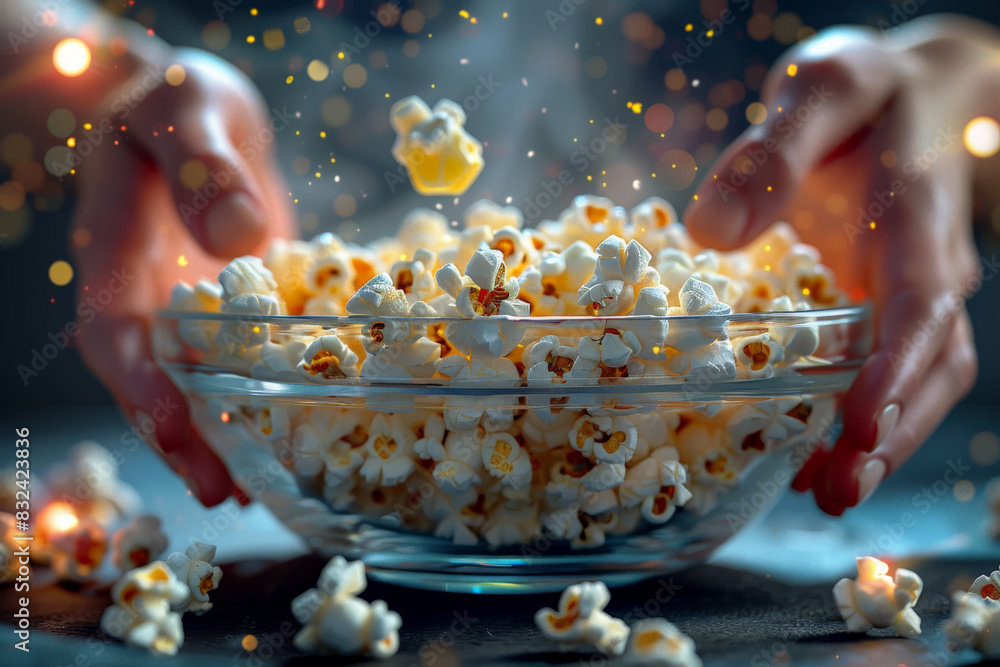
xmin=71 ymin=48 xmax=295 ymax=506
xmin=684 ymin=17 xmax=993 ymax=514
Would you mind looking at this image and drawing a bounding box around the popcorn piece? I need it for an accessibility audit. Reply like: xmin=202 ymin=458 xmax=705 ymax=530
xmin=358 ymin=414 xmax=416 ymax=487
xmin=49 ymin=516 xmax=107 ymax=582
xmin=251 ymin=337 xmax=311 ymax=382
xmin=44 ymin=440 xmax=141 ymax=526
xmin=465 ymin=198 xmax=524 ymax=231
xmin=216 ymin=256 xmax=283 ymax=349
xmin=675 ymin=423 xmax=739 ymax=490
xmin=768 ymin=295 xmax=820 ymax=359
xmin=482 ymin=432 xmax=533 ymax=489
xmin=631 ymin=286 xmax=670 ymax=360
xmin=389 ymin=248 xmax=439 ymax=303
xmin=292 ymin=556 xmax=402 ymax=657
xmin=542 ymin=195 xmax=627 ymax=248
xmin=518 ymin=241 xmax=598 ymax=316
xmin=944 ymin=590 xmax=1000 ymax=658
xmin=534 ymin=581 xmax=630 ymax=656
xmin=665 ymin=278 xmax=732 ymax=352
xmin=423 ymin=489 xmax=484 ymax=545
xmin=168 ymin=280 xmax=223 ymax=351
xmin=547 ymin=447 xmax=626 ymax=499
xmin=525 ymin=335 xmax=579 ymax=422
xmin=783 ymin=244 xmax=844 ymax=308
xmin=112 ymin=514 xmax=168 ymax=572
xmin=666 ymin=340 xmax=737 ymax=381
xmin=733 ymin=333 xmax=786 ymax=379
xmin=482 ymin=503 xmax=542 ymax=547
xmin=390 ymin=95 xmax=483 ymax=196
xmin=618 ymin=447 xmax=693 ymax=524
xmin=100 ymin=561 xmax=189 ymax=656
xmin=970 ymin=567 xmax=1000 ymax=603
xmin=832 ymin=556 xmax=923 ymax=638
xmin=577 ymin=235 xmax=660 ymax=316
xmin=397 ymin=207 xmax=454 ymax=250
xmin=623 ymin=618 xmax=702 ymax=667
xmin=570 ymin=328 xmax=643 ymax=379
xmin=436 ymin=356 xmax=520 ymax=431
xmin=166 ymin=542 xmax=223 ymax=615
xmin=264 ymin=238 xmax=315 ymax=315
xmin=569 ymin=414 xmax=638 ymax=465
xmin=414 ymin=415 xmax=483 ymax=494
xmin=727 ymin=398 xmax=809 ymax=454
xmin=297 ymin=335 xmax=360 ymax=382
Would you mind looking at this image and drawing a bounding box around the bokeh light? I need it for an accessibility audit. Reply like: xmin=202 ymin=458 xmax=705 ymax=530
xmin=53 ymin=38 xmax=91 ymax=77
xmin=746 ymin=102 xmax=768 ymax=125
xmin=963 ymin=117 xmax=1000 ymax=158
xmin=165 ymin=64 xmax=186 ymax=86
xmin=655 ymin=149 xmax=698 ymax=190
xmin=46 ymin=109 xmax=75 ymax=138
xmin=643 ymin=103 xmax=673 ymax=133
xmin=202 ymin=21 xmax=231 ymax=50
xmin=320 ymin=96 xmax=352 ymax=127
xmin=0 ymin=181 xmax=25 ymax=211
xmin=49 ymin=260 xmax=74 ymax=286
xmin=343 ymin=63 xmax=367 ymax=88
xmin=970 ymin=431 xmax=1000 ymax=466
xmin=334 ymin=193 xmax=357 ymax=217
xmin=263 ymin=28 xmax=285 ymax=50
xmin=953 ymin=480 xmax=975 ymax=503
xmin=307 ymin=59 xmax=329 ymax=81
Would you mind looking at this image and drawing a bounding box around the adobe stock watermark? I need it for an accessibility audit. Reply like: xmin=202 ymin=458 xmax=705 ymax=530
xmin=522 ymin=117 xmax=628 ymax=222
xmin=178 ymin=106 xmax=295 ymax=224
xmin=408 ymin=609 xmax=478 ymax=667
xmin=336 ymin=1 xmax=402 ymax=64
xmin=384 ymin=74 xmax=501 ymax=193
xmin=875 ymin=0 xmax=931 ymax=31
xmin=712 ymin=85 xmax=834 ymax=202
xmin=671 ymin=0 xmax=753 ymax=71
xmin=844 ymin=125 xmax=959 ymax=243
xmin=5 ymin=0 xmax=69 ymax=53
xmin=16 ymin=267 xmax=135 ymax=386
xmin=545 ymin=0 xmax=587 ymax=31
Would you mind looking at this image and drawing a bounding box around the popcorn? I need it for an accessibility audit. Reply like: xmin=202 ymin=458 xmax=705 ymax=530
xmin=569 ymin=414 xmax=638 ymax=465
xmin=783 ymin=245 xmax=844 ymax=308
xmin=733 ymin=332 xmax=786 ymax=379
xmin=216 ymin=256 xmax=283 ymax=350
xmin=547 ymin=447 xmax=626 ymax=499
xmin=832 ymin=556 xmax=923 ymax=638
xmin=168 ymin=280 xmax=223 ymax=351
xmin=768 ymin=295 xmax=820 ymax=360
xmin=944 ymin=590 xmax=1000 ymax=658
xmin=517 ymin=241 xmax=598 ymax=316
xmin=358 ymin=414 xmax=416 ymax=487
xmin=48 ymin=515 xmax=107 ymax=582
xmin=436 ymin=248 xmax=530 ymax=359
xmin=44 ymin=440 xmax=141 ymax=526
xmin=542 ymin=195 xmax=627 ymax=248
xmin=577 ymin=235 xmax=661 ymax=316
xmin=666 ymin=340 xmax=737 ymax=381
xmin=390 ymin=95 xmax=483 ymax=196
xmin=525 ymin=335 xmax=579 ymax=421
xmin=111 ymin=514 xmax=168 ymax=572
xmin=466 ymin=198 xmax=524 ymax=231
xmin=166 ymin=542 xmax=223 ymax=615
xmin=534 ymin=581 xmax=630 ymax=656
xmin=970 ymin=567 xmax=1000 ymax=603
xmin=623 ymin=618 xmax=702 ymax=667
xmin=629 ymin=196 xmax=689 ymax=255
xmin=297 ymin=335 xmax=360 ymax=382
xmin=570 ymin=328 xmax=643 ymax=380
xmin=397 ymin=207 xmax=454 ymax=250
xmin=436 ymin=356 xmax=519 ymax=431
xmin=264 ymin=238 xmax=315 ymax=315
xmin=618 ymin=447 xmax=693 ymax=524
xmin=482 ymin=503 xmax=542 ymax=547
xmin=665 ymin=278 xmax=732 ymax=352
xmin=726 ymin=398 xmax=808 ymax=454
xmin=482 ymin=432 xmax=533 ymax=489
xmin=389 ymin=248 xmax=439 ymax=303
xmin=292 ymin=556 xmax=401 ymax=657
xmin=100 ymin=561 xmax=189 ymax=656
xmin=675 ymin=423 xmax=739 ymax=490
xmin=251 ymin=337 xmax=311 ymax=382
xmin=414 ymin=415 xmax=483 ymax=494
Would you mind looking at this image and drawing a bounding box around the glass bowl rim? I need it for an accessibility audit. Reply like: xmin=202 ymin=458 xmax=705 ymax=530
xmin=156 ymin=303 xmax=871 ymax=326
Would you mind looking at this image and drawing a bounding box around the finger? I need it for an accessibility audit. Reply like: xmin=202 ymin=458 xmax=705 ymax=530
xmin=815 ymin=309 xmax=976 ymax=511
xmin=129 ymin=104 xmax=267 ymax=258
xmin=72 ymin=145 xmax=235 ymax=506
xmin=684 ymin=26 xmax=898 ymax=249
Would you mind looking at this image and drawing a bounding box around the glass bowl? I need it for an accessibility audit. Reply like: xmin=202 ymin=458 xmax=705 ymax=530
xmin=153 ymin=306 xmax=871 ymax=593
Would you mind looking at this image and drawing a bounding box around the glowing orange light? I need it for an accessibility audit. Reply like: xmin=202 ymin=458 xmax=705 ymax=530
xmin=53 ymin=38 xmax=91 ymax=77
xmin=221 ymin=412 xmax=230 ymax=422
xmin=40 ymin=502 xmax=79 ymax=533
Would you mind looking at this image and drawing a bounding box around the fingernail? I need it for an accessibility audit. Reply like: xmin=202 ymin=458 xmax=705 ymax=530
xmin=233 ymin=485 xmax=251 ymax=506
xmin=183 ymin=475 xmax=203 ymax=501
xmin=205 ymin=192 xmax=266 ymax=256
xmin=873 ymin=403 xmax=900 ymax=451
xmin=856 ymin=458 xmax=886 ymax=506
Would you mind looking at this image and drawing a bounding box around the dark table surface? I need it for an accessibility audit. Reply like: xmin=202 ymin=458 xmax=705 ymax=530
xmin=1 ymin=404 xmax=999 ymax=666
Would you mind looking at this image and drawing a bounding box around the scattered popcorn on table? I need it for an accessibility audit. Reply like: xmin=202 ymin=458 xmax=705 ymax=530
xmin=945 ymin=590 xmax=1000 ymax=658
xmin=534 ymin=581 xmax=630 ymax=656
xmin=833 ymin=556 xmax=923 ymax=638
xmin=390 ymin=95 xmax=483 ymax=196
xmin=166 ymin=542 xmax=223 ymax=615
xmin=622 ymin=618 xmax=702 ymax=667
xmin=44 ymin=440 xmax=141 ymax=526
xmin=112 ymin=514 xmax=169 ymax=572
xmin=100 ymin=560 xmax=189 ymax=655
xmin=49 ymin=516 xmax=107 ymax=582
xmin=291 ymin=556 xmax=402 ymax=657
xmin=161 ymin=196 xmax=853 ymax=548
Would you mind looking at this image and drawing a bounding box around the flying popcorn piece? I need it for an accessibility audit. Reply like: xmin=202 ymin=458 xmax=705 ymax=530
xmin=297 ymin=335 xmax=360 ymax=382
xmin=577 ymin=235 xmax=660 ymax=316
xmin=292 ymin=556 xmax=402 ymax=657
xmin=534 ymin=581 xmax=630 ymax=656
xmin=623 ymin=618 xmax=702 ymax=667
xmin=832 ymin=556 xmax=923 ymax=638
xmin=112 ymin=515 xmax=169 ymax=572
xmin=969 ymin=566 xmax=1000 ymax=603
xmin=166 ymin=542 xmax=223 ymax=615
xmin=390 ymin=95 xmax=483 ymax=196
xmin=100 ymin=560 xmax=189 ymax=656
